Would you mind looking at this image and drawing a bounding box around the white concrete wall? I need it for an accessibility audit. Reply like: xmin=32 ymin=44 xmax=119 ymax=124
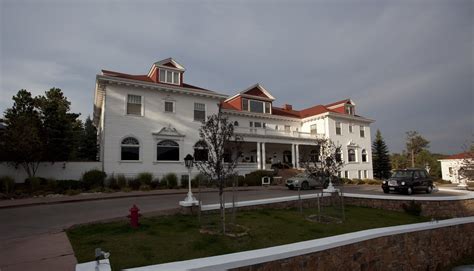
xmin=102 ymin=84 xmax=222 ymax=181
xmin=440 ymin=159 xmax=473 ymax=184
xmin=0 ymin=162 xmax=102 ymax=183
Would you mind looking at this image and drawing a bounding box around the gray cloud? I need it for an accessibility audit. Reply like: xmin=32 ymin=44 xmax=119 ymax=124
xmin=1 ymin=0 xmax=472 ymax=154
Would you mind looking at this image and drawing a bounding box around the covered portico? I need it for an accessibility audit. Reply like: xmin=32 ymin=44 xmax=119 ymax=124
xmin=233 ymin=135 xmax=321 ymax=174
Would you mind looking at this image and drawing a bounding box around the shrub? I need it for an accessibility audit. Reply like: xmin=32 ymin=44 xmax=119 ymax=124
xmin=342 ymin=178 xmax=353 ymax=184
xmin=402 ymin=200 xmax=422 ymax=216
xmin=54 ymin=180 xmax=83 ymax=194
xmin=105 ymin=174 xmax=120 ymax=190
xmin=244 ymin=170 xmax=274 ymax=186
xmin=150 ymin=178 xmax=160 ymax=189
xmin=25 ymin=177 xmax=43 ymax=192
xmin=434 ymin=179 xmax=452 ymax=185
xmin=0 ymin=176 xmax=15 ymax=194
xmin=137 ymin=172 xmax=153 ymax=185
xmin=65 ymin=189 xmax=82 ymax=196
xmin=117 ymin=174 xmax=128 ymax=189
xmin=162 ymin=173 xmax=178 ymax=189
xmin=82 ymin=170 xmax=106 ymax=190
xmin=180 ymin=175 xmax=190 ymax=188
xmin=128 ymin=179 xmax=141 ymax=190
xmin=191 ymin=173 xmax=211 ymax=188
xmin=139 ymin=184 xmax=151 ymax=191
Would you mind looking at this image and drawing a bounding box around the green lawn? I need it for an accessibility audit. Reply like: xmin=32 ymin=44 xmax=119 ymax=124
xmin=68 ymin=206 xmax=429 ymax=270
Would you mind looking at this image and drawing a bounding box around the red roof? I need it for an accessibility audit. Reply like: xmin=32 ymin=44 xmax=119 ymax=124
xmin=325 ymin=99 xmax=351 ymax=108
xmin=101 ymin=69 xmax=213 ymax=92
xmin=440 ymin=152 xmax=474 ymax=160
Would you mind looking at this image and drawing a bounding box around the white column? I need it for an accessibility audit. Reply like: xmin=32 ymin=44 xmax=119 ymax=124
xmin=291 ymin=144 xmax=295 ymax=168
xmin=262 ymin=142 xmax=266 ymax=170
xmin=257 ymin=142 xmax=261 ymax=169
xmin=296 ymin=144 xmax=300 ymax=169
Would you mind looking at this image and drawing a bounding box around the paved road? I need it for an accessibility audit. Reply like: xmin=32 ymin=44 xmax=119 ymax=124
xmin=0 ymin=185 xmax=469 ymax=271
xmin=0 ymin=185 xmax=462 ymax=241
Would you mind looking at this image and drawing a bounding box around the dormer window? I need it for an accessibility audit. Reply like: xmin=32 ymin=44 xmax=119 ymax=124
xmin=345 ymin=104 xmax=354 ymax=115
xmin=159 ymin=69 xmax=180 ymax=85
xmin=241 ymin=98 xmax=271 ymax=114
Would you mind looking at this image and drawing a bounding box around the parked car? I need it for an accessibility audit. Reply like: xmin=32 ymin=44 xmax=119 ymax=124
xmin=286 ymin=173 xmax=332 ymax=190
xmin=381 ymin=168 xmax=433 ymax=195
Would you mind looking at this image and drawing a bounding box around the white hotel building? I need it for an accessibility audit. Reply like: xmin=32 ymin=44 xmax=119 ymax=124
xmin=94 ymin=58 xmax=374 ymax=181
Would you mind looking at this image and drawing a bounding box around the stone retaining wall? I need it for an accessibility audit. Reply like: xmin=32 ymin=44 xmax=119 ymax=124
xmin=202 ymin=194 xmax=474 ymax=219
xmin=230 ymin=222 xmax=474 ymax=271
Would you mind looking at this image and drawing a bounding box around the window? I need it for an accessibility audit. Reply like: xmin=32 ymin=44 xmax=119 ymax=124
xmin=348 ymin=149 xmax=356 ymax=162
xmin=159 ymin=69 xmax=180 ymax=85
xmin=362 ymin=149 xmax=367 ymax=162
xmin=344 ymin=171 xmax=349 ymax=178
xmin=284 ymin=125 xmax=291 ymax=133
xmin=234 ymin=121 xmax=239 ymax=126
xmin=127 ymin=95 xmax=142 ymax=115
xmin=242 ymin=98 xmax=248 ymax=111
xmin=254 ymin=122 xmax=262 ymax=128
xmin=249 ymin=121 xmax=253 ymax=127
xmin=249 ymin=100 xmax=264 ymax=113
xmin=164 ymin=101 xmax=174 ymax=113
xmin=345 ymin=105 xmax=354 ymax=115
xmin=194 ymin=140 xmax=208 ymax=162
xmin=156 ymin=140 xmax=179 ymax=161
xmin=449 ymin=167 xmax=453 ymax=175
xmin=194 ymin=103 xmax=205 ymax=122
xmin=358 ymin=170 xmax=362 ymax=179
xmin=310 ymin=124 xmax=317 ymax=135
xmin=349 ymin=124 xmax=353 ymax=133
xmin=265 ymin=102 xmax=271 ymax=114
xmin=360 ymin=126 xmax=365 ymax=138
xmin=336 ymin=122 xmax=341 ymax=135
xmin=364 ymin=170 xmax=368 ymax=179
xmin=336 ymin=148 xmax=342 ymax=162
xmin=275 ymin=125 xmax=279 ymax=130
xmin=121 ymin=137 xmax=140 ymax=161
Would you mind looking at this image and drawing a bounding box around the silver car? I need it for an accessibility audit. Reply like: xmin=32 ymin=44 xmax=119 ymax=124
xmin=285 ymin=173 xmax=329 ymax=190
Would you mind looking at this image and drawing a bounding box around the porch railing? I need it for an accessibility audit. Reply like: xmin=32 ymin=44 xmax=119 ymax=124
xmin=234 ymin=127 xmax=324 ymax=139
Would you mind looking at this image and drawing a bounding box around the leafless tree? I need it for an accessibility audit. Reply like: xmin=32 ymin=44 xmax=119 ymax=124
xmin=194 ymin=105 xmax=242 ymax=234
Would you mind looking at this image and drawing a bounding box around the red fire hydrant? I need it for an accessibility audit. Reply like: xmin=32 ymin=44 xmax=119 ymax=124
xmin=128 ymin=204 xmax=141 ymax=228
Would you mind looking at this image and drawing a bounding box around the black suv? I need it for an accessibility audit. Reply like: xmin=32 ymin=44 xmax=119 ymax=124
xmin=381 ymin=168 xmax=433 ymax=195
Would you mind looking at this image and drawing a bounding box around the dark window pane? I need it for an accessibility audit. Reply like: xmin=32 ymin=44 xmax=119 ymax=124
xmin=121 ymin=146 xmax=139 ymax=160
xmin=194 ymin=110 xmax=205 ymax=121
xmin=249 ymin=100 xmax=264 ymax=113
xmin=157 ymin=146 xmax=179 ymax=161
xmin=127 ymin=103 xmax=141 ymax=115
xmin=194 ymin=149 xmax=208 ymax=161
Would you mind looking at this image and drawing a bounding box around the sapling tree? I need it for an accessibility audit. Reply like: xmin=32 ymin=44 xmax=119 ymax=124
xmin=194 ymin=105 xmax=242 ymax=234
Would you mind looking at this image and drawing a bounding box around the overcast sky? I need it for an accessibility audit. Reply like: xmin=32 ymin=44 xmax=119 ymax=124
xmin=1 ymin=0 xmax=472 ymax=154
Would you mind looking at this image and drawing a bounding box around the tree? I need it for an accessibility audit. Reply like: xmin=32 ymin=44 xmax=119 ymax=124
xmin=406 ymin=131 xmax=430 ymax=167
xmin=37 ymin=88 xmax=81 ymax=162
xmin=391 ymin=152 xmax=409 ymax=170
xmin=78 ymin=116 xmax=98 ymax=161
xmin=372 ymin=130 xmax=392 ymax=179
xmin=2 ymin=90 xmax=45 ymax=177
xmin=194 ymin=106 xmax=242 ymax=234
xmin=300 ymin=138 xmax=344 ymax=180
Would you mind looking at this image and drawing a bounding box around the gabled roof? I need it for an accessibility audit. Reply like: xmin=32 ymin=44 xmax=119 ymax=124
xmin=439 ymin=152 xmax=474 ymax=160
xmin=153 ymin=58 xmax=185 ymax=71
xmin=299 ymin=105 xmax=337 ymax=118
xmin=225 ymin=83 xmax=275 ymax=102
xmin=325 ymin=98 xmax=354 ymax=108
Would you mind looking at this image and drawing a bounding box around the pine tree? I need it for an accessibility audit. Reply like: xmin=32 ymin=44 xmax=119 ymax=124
xmin=78 ymin=116 xmax=98 ymax=161
xmin=372 ymin=130 xmax=392 ymax=179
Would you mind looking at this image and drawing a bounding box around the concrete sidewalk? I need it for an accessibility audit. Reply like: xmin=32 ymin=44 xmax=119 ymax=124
xmin=0 ymin=186 xmax=283 ymax=209
xmin=0 ymin=232 xmax=76 ymax=271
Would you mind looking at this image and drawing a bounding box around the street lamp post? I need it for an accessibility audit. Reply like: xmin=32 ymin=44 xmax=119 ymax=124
xmin=179 ymin=154 xmax=198 ymax=207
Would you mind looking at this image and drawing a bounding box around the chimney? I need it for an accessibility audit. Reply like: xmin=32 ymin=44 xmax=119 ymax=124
xmin=284 ymin=104 xmax=293 ymax=111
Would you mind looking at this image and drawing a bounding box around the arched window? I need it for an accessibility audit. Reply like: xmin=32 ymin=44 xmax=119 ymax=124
xmin=362 ymin=149 xmax=367 ymax=162
xmin=157 ymin=140 xmax=179 ymax=161
xmin=121 ymin=137 xmax=140 ymax=161
xmin=348 ymin=149 xmax=356 ymax=162
xmin=194 ymin=140 xmax=208 ymax=162
xmin=234 ymin=121 xmax=239 ymax=127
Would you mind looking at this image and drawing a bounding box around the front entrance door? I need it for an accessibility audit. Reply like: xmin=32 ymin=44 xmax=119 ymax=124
xmin=283 ymin=150 xmax=292 ymax=166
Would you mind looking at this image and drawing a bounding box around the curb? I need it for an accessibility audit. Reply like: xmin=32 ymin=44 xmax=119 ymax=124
xmin=0 ymin=187 xmax=281 ymax=210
